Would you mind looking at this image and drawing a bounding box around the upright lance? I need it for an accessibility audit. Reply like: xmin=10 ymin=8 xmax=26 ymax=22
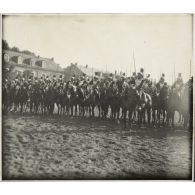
xmin=133 ymin=50 xmax=136 ymax=74
xmin=92 ymin=65 xmax=94 ymax=79
xmin=174 ymin=64 xmax=176 ymax=82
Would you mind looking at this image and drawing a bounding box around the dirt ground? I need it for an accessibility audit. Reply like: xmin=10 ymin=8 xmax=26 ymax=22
xmin=2 ymin=114 xmax=192 ymax=180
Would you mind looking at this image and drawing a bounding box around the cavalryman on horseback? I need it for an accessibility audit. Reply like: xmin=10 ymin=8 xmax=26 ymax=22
xmin=2 ymin=64 xmax=192 ymax=129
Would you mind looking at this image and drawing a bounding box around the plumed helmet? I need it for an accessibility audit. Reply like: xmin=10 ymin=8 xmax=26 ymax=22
xmin=94 ymin=75 xmax=98 ymax=79
xmin=147 ymin=74 xmax=150 ymax=78
xmin=137 ymin=72 xmax=142 ymax=77
xmin=140 ymin=68 xmax=144 ymax=73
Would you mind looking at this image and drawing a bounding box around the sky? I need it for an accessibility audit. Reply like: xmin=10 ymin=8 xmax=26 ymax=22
xmin=3 ymin=14 xmax=193 ymax=84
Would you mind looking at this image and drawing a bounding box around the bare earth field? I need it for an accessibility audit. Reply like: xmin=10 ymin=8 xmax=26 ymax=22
xmin=2 ymin=114 xmax=192 ymax=180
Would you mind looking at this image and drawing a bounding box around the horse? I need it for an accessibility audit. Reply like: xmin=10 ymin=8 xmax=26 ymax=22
xmin=77 ymin=86 xmax=86 ymax=116
xmin=43 ymin=83 xmax=55 ymax=115
xmin=99 ymin=83 xmax=109 ymax=119
xmin=68 ymin=84 xmax=79 ymax=116
xmin=179 ymin=78 xmax=193 ymax=129
xmin=18 ymin=84 xmax=29 ymax=113
xmin=145 ymin=84 xmax=159 ymax=127
xmin=109 ymin=82 xmax=121 ymax=121
xmin=121 ymin=85 xmax=139 ymax=128
xmin=136 ymin=89 xmax=152 ymax=127
xmin=2 ymin=82 xmax=10 ymax=113
xmin=157 ymin=85 xmax=170 ymax=127
xmin=91 ymin=86 xmax=101 ymax=118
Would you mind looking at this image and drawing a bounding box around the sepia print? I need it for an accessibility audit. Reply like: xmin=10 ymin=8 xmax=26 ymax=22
xmin=1 ymin=14 xmax=193 ymax=180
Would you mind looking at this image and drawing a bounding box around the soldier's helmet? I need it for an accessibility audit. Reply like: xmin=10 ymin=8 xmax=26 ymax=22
xmin=53 ymin=75 xmax=56 ymax=78
xmin=146 ymin=74 xmax=150 ymax=78
xmin=132 ymin=72 xmax=136 ymax=77
xmin=160 ymin=77 xmax=165 ymax=82
xmin=178 ymin=73 xmax=182 ymax=77
xmin=59 ymin=75 xmax=62 ymax=78
xmin=140 ymin=68 xmax=144 ymax=73
xmin=149 ymin=80 xmax=152 ymax=86
xmin=162 ymin=73 xmax=165 ymax=77
xmin=137 ymin=72 xmax=143 ymax=79
xmin=94 ymin=75 xmax=98 ymax=80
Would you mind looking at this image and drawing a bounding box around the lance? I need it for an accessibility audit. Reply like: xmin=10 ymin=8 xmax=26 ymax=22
xmin=133 ymin=50 xmax=136 ymax=74
xmin=92 ymin=65 xmax=94 ymax=79
xmin=130 ymin=63 xmax=132 ymax=76
xmin=174 ymin=64 xmax=176 ymax=82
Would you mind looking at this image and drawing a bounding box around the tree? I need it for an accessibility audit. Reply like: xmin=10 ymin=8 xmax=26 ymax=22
xmin=2 ymin=40 xmax=10 ymax=50
xmin=11 ymin=47 xmax=20 ymax=52
xmin=2 ymin=64 xmax=15 ymax=80
xmin=22 ymin=50 xmax=35 ymax=56
xmin=23 ymin=70 xmax=33 ymax=79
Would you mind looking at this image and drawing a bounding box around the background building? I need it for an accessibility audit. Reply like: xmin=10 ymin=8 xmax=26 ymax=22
xmin=2 ymin=49 xmax=64 ymax=78
xmin=63 ymin=62 xmax=104 ymax=81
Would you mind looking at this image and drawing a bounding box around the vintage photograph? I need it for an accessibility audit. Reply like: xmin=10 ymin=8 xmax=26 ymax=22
xmin=1 ymin=14 xmax=193 ymax=180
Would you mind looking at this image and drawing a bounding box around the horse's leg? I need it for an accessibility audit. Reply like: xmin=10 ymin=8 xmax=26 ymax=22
xmin=171 ymin=110 xmax=175 ymax=128
xmin=142 ymin=108 xmax=146 ymax=125
xmin=74 ymin=104 xmax=77 ymax=116
xmin=152 ymin=109 xmax=156 ymax=127
xmin=20 ymin=102 xmax=23 ymax=113
xmin=128 ymin=109 xmax=133 ymax=128
xmin=123 ymin=107 xmax=127 ymax=128
xmin=101 ymin=105 xmax=104 ymax=118
xmin=82 ymin=105 xmax=84 ymax=117
xmin=92 ymin=105 xmax=95 ymax=117
xmin=147 ymin=108 xmax=151 ymax=126
xmin=71 ymin=105 xmax=73 ymax=116
xmin=138 ymin=108 xmax=143 ymax=127
xmin=162 ymin=109 xmax=166 ymax=127
xmin=157 ymin=109 xmax=161 ymax=127
xmin=98 ymin=105 xmax=101 ymax=118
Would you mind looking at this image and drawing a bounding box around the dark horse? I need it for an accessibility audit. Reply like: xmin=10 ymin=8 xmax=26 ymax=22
xmin=137 ymin=90 xmax=152 ymax=126
xmin=68 ymin=84 xmax=78 ymax=116
xmin=99 ymin=83 xmax=109 ymax=119
xmin=157 ymin=85 xmax=170 ymax=127
xmin=179 ymin=78 xmax=193 ymax=129
xmin=109 ymin=82 xmax=121 ymax=121
xmin=122 ymin=85 xmax=139 ymax=128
